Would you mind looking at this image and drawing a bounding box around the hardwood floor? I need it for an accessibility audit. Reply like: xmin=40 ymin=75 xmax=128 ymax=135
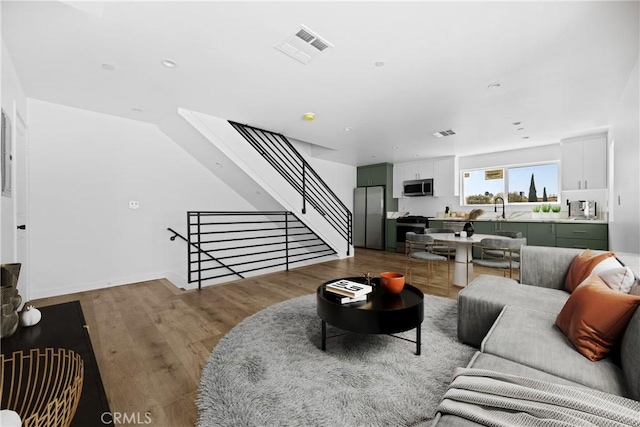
xmin=31 ymin=248 xmax=511 ymax=426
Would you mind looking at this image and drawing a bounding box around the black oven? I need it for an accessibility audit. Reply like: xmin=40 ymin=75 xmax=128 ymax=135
xmin=396 ymin=216 xmax=431 ymax=253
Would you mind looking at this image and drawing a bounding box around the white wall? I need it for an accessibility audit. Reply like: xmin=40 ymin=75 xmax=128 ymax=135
xmin=290 ymin=138 xmax=356 ymax=212
xmin=609 ymin=59 xmax=640 ymax=253
xmin=458 ymin=144 xmax=561 ymax=171
xmin=26 ymin=99 xmax=256 ymax=299
xmin=1 ymin=40 xmax=27 ymax=264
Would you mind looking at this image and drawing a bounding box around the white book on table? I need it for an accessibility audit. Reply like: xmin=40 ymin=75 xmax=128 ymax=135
xmin=325 ymin=279 xmax=372 ymax=298
xmin=326 ymin=293 xmax=368 ymax=304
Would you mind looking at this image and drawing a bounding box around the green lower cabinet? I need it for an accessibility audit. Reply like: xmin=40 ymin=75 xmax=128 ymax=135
xmin=555 ymin=223 xmax=608 ymax=250
xmin=386 ymin=219 xmax=397 ymax=252
xmin=472 ymin=221 xmax=496 ymax=235
xmin=527 ymin=223 xmax=557 ymax=247
xmin=429 ymin=220 xmax=443 ymax=229
xmin=555 ymin=223 xmax=608 ymax=240
xmin=498 ymin=222 xmax=527 ymax=237
xmin=556 ymin=238 xmax=609 ymax=250
xmin=425 ymin=219 xmax=608 ymax=251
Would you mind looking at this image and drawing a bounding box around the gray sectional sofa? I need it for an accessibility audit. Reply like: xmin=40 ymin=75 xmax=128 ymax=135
xmin=431 ymin=245 xmax=640 ymax=426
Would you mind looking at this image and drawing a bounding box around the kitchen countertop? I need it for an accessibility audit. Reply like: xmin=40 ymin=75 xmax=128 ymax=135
xmin=431 ymin=217 xmax=608 ymax=224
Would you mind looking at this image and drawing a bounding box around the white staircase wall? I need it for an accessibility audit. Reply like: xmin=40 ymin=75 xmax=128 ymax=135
xmin=179 ymin=108 xmax=353 ymax=258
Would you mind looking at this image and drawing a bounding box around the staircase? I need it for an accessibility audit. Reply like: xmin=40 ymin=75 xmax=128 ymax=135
xmin=178 ymin=109 xmax=353 ymax=259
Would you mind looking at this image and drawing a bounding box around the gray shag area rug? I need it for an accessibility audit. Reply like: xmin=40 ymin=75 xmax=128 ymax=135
xmin=197 ymin=293 xmax=475 ymax=427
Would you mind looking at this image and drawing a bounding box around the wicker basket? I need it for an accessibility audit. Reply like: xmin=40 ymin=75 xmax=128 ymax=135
xmin=1 ymin=348 xmax=84 ymax=427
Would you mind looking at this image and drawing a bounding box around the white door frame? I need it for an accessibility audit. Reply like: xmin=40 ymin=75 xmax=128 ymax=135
xmin=13 ymin=102 xmax=29 ymax=304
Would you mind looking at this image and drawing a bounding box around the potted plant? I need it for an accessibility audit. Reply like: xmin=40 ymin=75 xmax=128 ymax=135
xmin=541 ymin=203 xmax=552 ymax=218
xmin=531 ymin=205 xmax=541 ymax=219
xmin=551 ymin=205 xmax=562 ymax=218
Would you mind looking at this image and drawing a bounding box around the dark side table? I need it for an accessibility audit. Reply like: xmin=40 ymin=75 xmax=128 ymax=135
xmin=1 ymin=301 xmax=112 ymax=426
xmin=316 ymin=277 xmax=424 ymax=355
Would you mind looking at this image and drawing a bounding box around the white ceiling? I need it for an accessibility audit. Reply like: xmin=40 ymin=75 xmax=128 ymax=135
xmin=2 ymin=1 xmax=638 ymax=166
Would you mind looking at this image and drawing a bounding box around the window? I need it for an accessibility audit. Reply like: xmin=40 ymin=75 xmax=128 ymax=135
xmin=462 ymin=169 xmax=504 ymax=205
xmin=462 ymin=162 xmax=559 ymax=205
xmin=507 ymin=164 xmax=559 ymax=203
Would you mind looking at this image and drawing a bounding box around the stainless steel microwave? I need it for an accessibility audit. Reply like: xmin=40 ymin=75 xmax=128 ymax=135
xmin=403 ymin=179 xmax=433 ymax=197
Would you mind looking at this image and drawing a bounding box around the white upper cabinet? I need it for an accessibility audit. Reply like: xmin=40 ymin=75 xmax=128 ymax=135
xmin=561 ymin=134 xmax=607 ymax=191
xmin=392 ymin=164 xmax=404 ymax=198
xmin=405 ymin=159 xmax=434 ymax=181
xmin=393 ymin=157 xmax=457 ymax=198
xmin=433 ymin=156 xmax=458 ymax=197
xmin=392 ymin=160 xmax=434 ymax=198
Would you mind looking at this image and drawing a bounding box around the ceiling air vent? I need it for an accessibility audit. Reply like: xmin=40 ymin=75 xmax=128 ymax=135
xmin=310 ymin=38 xmax=330 ymax=51
xmin=275 ymin=25 xmax=334 ymax=65
xmin=295 ymin=28 xmax=315 ymax=43
xmin=432 ymin=130 xmax=457 ymax=138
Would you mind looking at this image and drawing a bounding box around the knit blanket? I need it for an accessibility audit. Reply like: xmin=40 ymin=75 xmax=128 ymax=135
xmin=436 ymin=368 xmax=640 ymax=427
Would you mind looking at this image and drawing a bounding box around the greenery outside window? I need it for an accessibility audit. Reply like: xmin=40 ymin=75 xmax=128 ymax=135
xmin=462 ymin=163 xmax=559 ymax=205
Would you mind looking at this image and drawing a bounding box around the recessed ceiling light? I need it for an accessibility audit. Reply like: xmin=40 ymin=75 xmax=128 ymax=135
xmin=517 ymin=128 xmax=524 ymax=131
xmin=371 ymin=155 xmax=377 ymax=158
xmin=412 ymin=154 xmax=419 ymax=157
xmin=161 ymin=59 xmax=178 ymax=68
xmin=101 ymin=63 xmax=115 ymax=71
xmin=374 ymin=60 xmax=385 ymax=67
xmin=215 ymin=162 xmax=223 ymax=168
xmin=303 ymin=112 xmax=315 ymax=121
xmin=512 ymin=121 xmax=522 ymax=126
xmin=522 ymin=136 xmax=530 ymax=139
xmin=487 ymin=82 xmax=502 ymax=89
xmin=392 ymin=146 xmax=399 ymax=150
xmin=344 ymin=127 xmax=352 ymax=131
xmin=131 ymin=108 xmax=143 ymax=112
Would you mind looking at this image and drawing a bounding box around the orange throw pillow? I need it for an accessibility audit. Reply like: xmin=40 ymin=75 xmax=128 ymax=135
xmin=556 ymin=273 xmax=640 ymax=361
xmin=564 ymin=250 xmax=615 ymax=292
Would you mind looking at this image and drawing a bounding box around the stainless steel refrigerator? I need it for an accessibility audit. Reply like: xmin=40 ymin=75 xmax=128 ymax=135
xmin=354 ymin=186 xmax=385 ymax=250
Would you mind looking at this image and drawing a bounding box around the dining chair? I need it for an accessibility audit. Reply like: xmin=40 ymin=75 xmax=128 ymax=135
xmin=483 ymin=230 xmax=523 ymax=260
xmin=472 ymin=237 xmax=527 ymax=278
xmin=424 ymin=228 xmax=456 ymax=258
xmin=405 ymin=232 xmax=449 ymax=292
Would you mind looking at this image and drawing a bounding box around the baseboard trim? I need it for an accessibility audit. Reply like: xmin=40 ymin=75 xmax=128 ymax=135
xmin=30 ymin=272 xmax=167 ymax=300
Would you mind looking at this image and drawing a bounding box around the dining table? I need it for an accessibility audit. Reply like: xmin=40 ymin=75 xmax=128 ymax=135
xmin=424 ymin=232 xmax=510 ymax=287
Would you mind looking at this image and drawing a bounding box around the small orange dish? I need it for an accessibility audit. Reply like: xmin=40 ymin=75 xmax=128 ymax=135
xmin=379 ymin=272 xmax=405 ymax=294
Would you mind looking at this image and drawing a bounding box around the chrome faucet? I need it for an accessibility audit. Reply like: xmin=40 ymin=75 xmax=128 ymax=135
xmin=494 ymin=196 xmax=505 ymax=219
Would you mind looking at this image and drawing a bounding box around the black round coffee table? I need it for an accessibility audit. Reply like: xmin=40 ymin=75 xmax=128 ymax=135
xmin=316 ymin=277 xmax=424 ymax=355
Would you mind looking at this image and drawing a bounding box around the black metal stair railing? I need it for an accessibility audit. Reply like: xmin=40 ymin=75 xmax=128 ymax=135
xmin=229 ymin=121 xmax=352 ymax=255
xmin=169 ymin=211 xmax=337 ymax=290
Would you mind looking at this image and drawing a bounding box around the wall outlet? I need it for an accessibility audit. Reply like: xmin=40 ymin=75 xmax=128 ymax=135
xmin=129 ymin=201 xmax=140 ymax=210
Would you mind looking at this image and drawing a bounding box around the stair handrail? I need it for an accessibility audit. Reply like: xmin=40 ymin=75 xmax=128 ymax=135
xmin=229 ymin=121 xmax=352 ymax=255
xmin=170 ymin=212 xmax=336 ymax=290
xmin=167 ymin=227 xmax=245 ymax=280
